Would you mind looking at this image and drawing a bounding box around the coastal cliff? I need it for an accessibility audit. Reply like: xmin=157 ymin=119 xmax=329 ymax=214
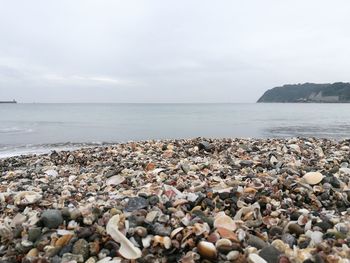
xmin=257 ymin=82 xmax=350 ymax=103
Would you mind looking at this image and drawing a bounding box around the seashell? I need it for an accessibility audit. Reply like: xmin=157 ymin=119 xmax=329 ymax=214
xmin=106 ymin=215 xmax=142 ymax=259
xmin=170 ymin=227 xmax=184 ymax=239
xmin=14 ymin=191 xmax=42 ymax=205
xmin=244 ymin=187 xmax=258 ymax=194
xmin=193 ymin=223 xmax=210 ymax=236
xmin=106 ymin=175 xmax=125 ymax=186
xmin=207 ymin=231 xmax=220 ymax=243
xmin=215 ymin=238 xmax=232 ymax=251
xmin=262 ymin=216 xmax=279 ymax=227
xmin=248 ymin=253 xmax=267 ymax=263
xmin=26 ymin=248 xmax=39 ymax=257
xmin=145 ymin=163 xmax=156 ymax=171
xmin=142 ymin=235 xmax=153 ymax=248
xmin=55 ymin=234 xmax=73 ymax=247
xmin=310 ymin=231 xmax=323 ymax=245
xmin=227 ymin=250 xmax=240 ymax=261
xmin=153 ymin=235 xmax=172 ymax=249
xmin=214 ymin=212 xmax=237 ymax=231
xmin=134 ymin=226 xmax=147 ymax=237
xmin=302 ymin=172 xmax=323 ymax=185
xmin=45 ymin=169 xmax=58 ymax=177
xmin=197 ymin=241 xmax=217 ymax=259
xmin=216 ymin=227 xmax=237 ymax=241
xmin=297 ymin=215 xmax=308 ymax=226
xmin=10 ymin=213 xmax=27 ymax=227
xmin=271 ymin=239 xmax=289 ymax=253
xmin=173 ymin=199 xmax=188 ymax=207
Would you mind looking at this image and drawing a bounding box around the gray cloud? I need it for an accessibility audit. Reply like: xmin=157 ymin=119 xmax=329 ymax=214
xmin=0 ymin=0 xmax=350 ymax=102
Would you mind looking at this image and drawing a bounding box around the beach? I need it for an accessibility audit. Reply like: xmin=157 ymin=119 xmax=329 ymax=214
xmin=1 ymin=137 xmax=350 ymax=262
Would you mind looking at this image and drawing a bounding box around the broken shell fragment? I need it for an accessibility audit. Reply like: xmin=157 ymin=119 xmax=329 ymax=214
xmin=106 ymin=215 xmax=142 ymax=259
xmin=14 ymin=191 xmax=42 ymax=205
xmin=214 ymin=212 xmax=237 ymax=231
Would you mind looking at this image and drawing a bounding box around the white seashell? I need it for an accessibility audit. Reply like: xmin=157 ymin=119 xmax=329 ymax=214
xmin=142 ymin=235 xmax=153 ymax=248
xmin=302 ymin=172 xmax=323 ymax=185
xmin=106 ymin=175 xmax=125 ymax=186
xmin=248 ymin=253 xmax=267 ymax=263
xmin=14 ymin=191 xmax=42 ymax=205
xmin=170 ymin=227 xmax=184 ymax=239
xmin=57 ymin=229 xmax=74 ymax=236
xmin=153 ymin=235 xmax=172 ymax=249
xmin=214 ymin=212 xmax=237 ymax=231
xmin=96 ymin=257 xmax=122 ymax=263
xmin=45 ymin=169 xmax=58 ymax=177
xmin=310 ymin=231 xmax=323 ymax=245
xmin=215 ymin=238 xmax=232 ymax=248
xmin=106 ymin=215 xmax=142 ymax=259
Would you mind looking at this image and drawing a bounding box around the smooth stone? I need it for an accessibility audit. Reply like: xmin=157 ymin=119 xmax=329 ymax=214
xmin=61 ymin=253 xmax=84 ymax=263
xmin=288 ymin=223 xmax=304 ymax=236
xmin=72 ymin=239 xmax=90 ymax=260
xmin=28 ymin=227 xmax=42 ymax=242
xmin=125 ymin=197 xmax=149 ymax=212
xmin=148 ymin=195 xmax=159 ymax=206
xmin=269 ymin=226 xmax=283 ymax=237
xmin=198 ymin=141 xmax=214 ymax=152
xmin=40 ymin=210 xmax=63 ymax=229
xmin=197 ymin=241 xmax=217 ymax=259
xmin=282 ymin=233 xmax=296 ymax=248
xmin=314 ymin=221 xmax=332 ymax=232
xmin=248 ymin=253 xmax=268 ymax=263
xmin=152 ymin=223 xmax=171 ymax=236
xmin=259 ymin=246 xmax=282 ymax=263
xmin=302 ymin=172 xmax=323 ymax=185
xmin=247 ymin=235 xmax=268 ymax=249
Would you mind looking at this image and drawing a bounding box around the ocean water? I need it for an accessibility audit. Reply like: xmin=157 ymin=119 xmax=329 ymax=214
xmin=1 ymin=103 xmax=350 ymax=157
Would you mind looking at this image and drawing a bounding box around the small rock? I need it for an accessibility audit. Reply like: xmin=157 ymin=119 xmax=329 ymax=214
xmin=282 ymin=233 xmax=296 ymax=248
xmin=288 ymin=223 xmax=304 ymax=236
xmin=152 ymin=223 xmax=171 ymax=236
xmin=269 ymin=226 xmax=283 ymax=237
xmin=198 ymin=141 xmax=214 ymax=152
xmin=40 ymin=210 xmax=63 ymax=229
xmin=259 ymin=246 xmax=281 ymax=263
xmin=28 ymin=227 xmax=42 ymax=242
xmin=247 ymin=235 xmax=268 ymax=249
xmin=125 ymin=197 xmax=149 ymax=212
xmin=197 ymin=241 xmax=217 ymax=259
xmin=61 ymin=253 xmax=84 ymax=263
xmin=72 ymin=239 xmax=90 ymax=260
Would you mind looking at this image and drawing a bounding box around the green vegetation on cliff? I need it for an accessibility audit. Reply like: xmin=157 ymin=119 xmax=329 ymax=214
xmin=257 ymin=82 xmax=350 ymax=103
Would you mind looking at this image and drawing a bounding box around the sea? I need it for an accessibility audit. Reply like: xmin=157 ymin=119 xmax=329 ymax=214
xmin=1 ymin=103 xmax=350 ymax=158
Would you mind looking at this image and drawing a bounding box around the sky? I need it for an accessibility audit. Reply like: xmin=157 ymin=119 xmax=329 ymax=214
xmin=0 ymin=0 xmax=350 ymax=103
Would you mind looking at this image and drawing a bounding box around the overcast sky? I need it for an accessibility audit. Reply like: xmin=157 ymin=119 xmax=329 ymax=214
xmin=0 ymin=0 xmax=350 ymax=103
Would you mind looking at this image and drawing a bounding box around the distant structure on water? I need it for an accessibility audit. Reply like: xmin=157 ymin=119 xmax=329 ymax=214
xmin=0 ymin=99 xmax=17 ymax=104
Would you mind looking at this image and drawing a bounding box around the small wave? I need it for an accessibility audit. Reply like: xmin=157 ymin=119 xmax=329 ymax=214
xmin=0 ymin=141 xmax=117 ymax=159
xmin=0 ymin=127 xmax=34 ymax=134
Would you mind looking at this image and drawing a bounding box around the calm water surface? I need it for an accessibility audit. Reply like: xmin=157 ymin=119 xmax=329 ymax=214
xmin=0 ymin=103 xmax=349 ymax=157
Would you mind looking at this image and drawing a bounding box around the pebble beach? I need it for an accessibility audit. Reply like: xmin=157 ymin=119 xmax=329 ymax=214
xmin=1 ymin=137 xmax=350 ymax=263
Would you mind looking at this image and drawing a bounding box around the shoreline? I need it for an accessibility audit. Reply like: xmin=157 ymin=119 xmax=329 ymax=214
xmin=1 ymin=138 xmax=350 ymax=262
